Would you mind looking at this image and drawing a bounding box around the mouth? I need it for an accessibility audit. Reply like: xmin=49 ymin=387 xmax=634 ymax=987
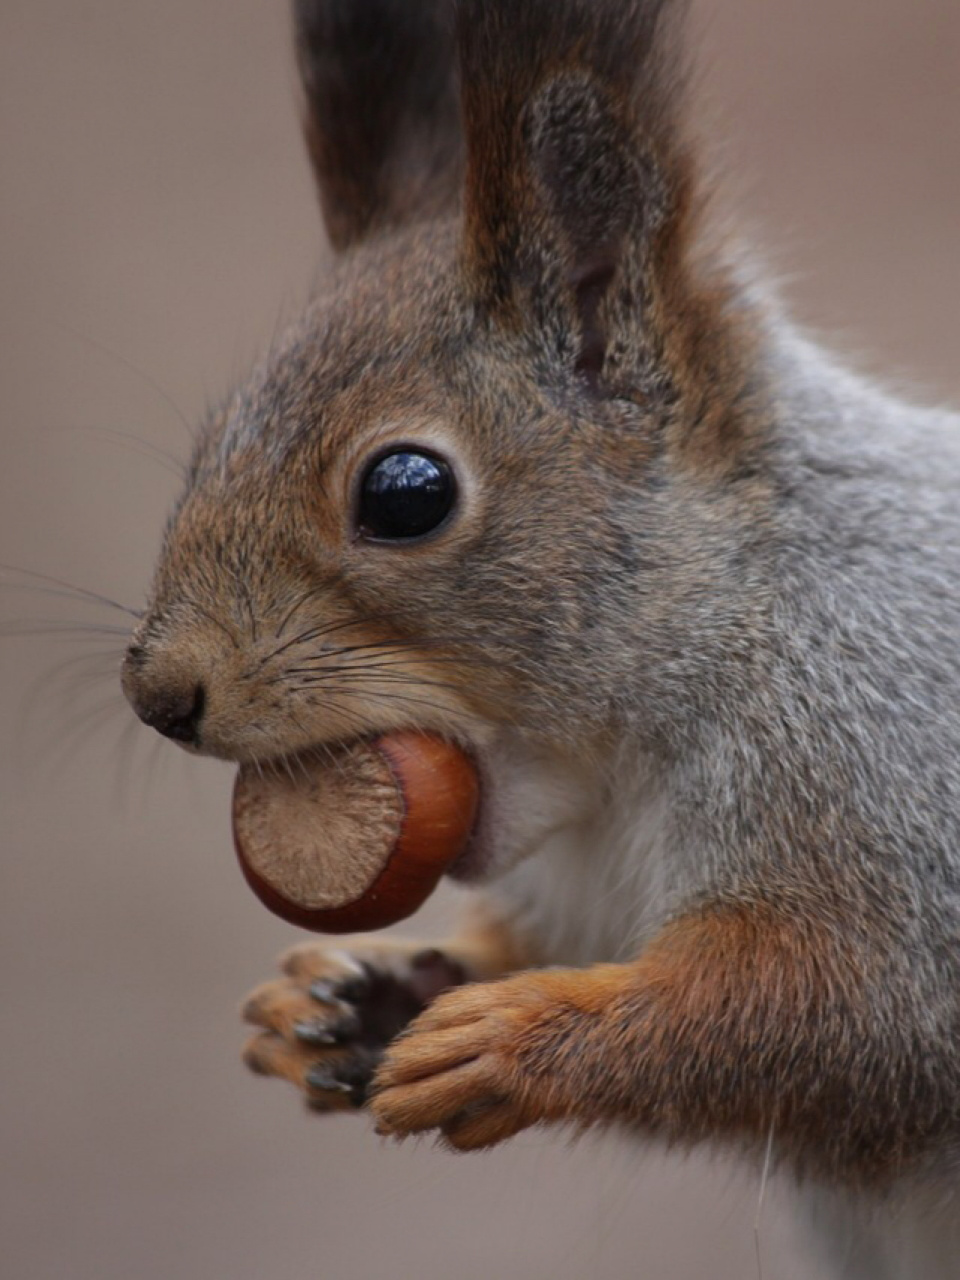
xmin=231 ymin=729 xmax=485 ymax=933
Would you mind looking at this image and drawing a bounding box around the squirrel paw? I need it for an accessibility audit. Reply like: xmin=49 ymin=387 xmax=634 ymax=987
xmin=241 ymin=939 xmax=467 ymax=1113
xmin=371 ymin=972 xmax=578 ymax=1151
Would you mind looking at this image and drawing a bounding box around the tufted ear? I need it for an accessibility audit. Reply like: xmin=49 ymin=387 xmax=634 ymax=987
xmin=455 ymin=0 xmax=693 ymax=391
xmin=294 ymin=0 xmax=462 ymax=251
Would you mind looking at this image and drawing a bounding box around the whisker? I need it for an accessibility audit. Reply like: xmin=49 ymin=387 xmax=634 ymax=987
xmin=32 ymin=648 xmax=123 ymax=689
xmin=293 ymin=691 xmax=402 ymax=746
xmin=0 ymin=620 xmax=132 ymax=640
xmin=297 ymin=642 xmax=440 ymax=664
xmin=269 ymin=642 xmax=502 ymax=674
xmin=282 ymin=668 xmax=461 ymax=695
xmin=275 ymin=651 xmax=496 ymax=675
xmin=279 ymin=749 xmax=298 ymax=789
xmin=272 ymin=587 xmax=319 ymax=644
xmin=40 ymin=697 xmax=131 ymax=778
xmin=16 ymin=646 xmax=124 ymax=751
xmin=322 ymin=635 xmax=503 ymax=656
xmin=47 ymin=424 xmax=186 ymax=480
xmin=180 ymin=596 xmax=241 ymax=650
xmin=114 ymin=713 xmax=148 ymax=808
xmin=261 ymin=611 xmax=391 ymax=666
xmin=234 ymin=572 xmax=259 ymax=644
xmin=0 ymin=565 xmax=141 ymax=619
xmin=285 ymin=710 xmax=324 ymax=783
xmin=286 ymin=684 xmax=477 ymax=722
xmin=271 ymin=587 xmax=362 ymax=643
xmin=339 ymin=642 xmax=502 ymax=668
xmin=58 ymin=696 xmax=129 ymax=739
xmin=52 ymin=320 xmax=198 ymax=445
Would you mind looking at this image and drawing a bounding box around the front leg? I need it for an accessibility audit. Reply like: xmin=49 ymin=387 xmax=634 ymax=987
xmin=373 ymin=901 xmax=948 ymax=1184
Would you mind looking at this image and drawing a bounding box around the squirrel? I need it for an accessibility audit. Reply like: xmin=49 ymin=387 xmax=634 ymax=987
xmin=121 ymin=2 xmax=960 ymax=1274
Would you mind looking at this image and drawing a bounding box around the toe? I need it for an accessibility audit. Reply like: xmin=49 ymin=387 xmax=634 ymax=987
xmin=242 ymin=1031 xmax=315 ymax=1087
xmin=412 ymin=984 xmax=503 ymax=1033
xmin=281 ymin=943 xmax=368 ymax=983
xmin=243 ymin=1031 xmax=364 ymax=1113
xmin=241 ymin=979 xmax=318 ymax=1037
xmin=442 ymin=1100 xmax=530 ymax=1151
xmin=372 ymin=1059 xmax=499 ymax=1136
xmin=376 ymin=1024 xmax=487 ymax=1086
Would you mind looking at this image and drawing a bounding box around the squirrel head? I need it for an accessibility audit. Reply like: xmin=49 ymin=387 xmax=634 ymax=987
xmin=123 ymin=0 xmax=769 ymax=836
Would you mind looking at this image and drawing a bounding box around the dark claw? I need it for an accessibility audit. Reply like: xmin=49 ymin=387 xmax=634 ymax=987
xmin=309 ymin=978 xmax=341 ymax=1005
xmin=294 ymin=1019 xmax=340 ymax=1046
xmin=309 ymin=967 xmax=375 ymax=1007
xmin=306 ymin=1065 xmax=354 ymax=1094
xmin=306 ymin=1061 xmax=370 ymax=1108
xmin=296 ymin=1007 xmax=362 ymax=1045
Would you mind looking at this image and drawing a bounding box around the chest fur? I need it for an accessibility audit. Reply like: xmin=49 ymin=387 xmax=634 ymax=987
xmin=488 ymin=779 xmax=674 ymax=967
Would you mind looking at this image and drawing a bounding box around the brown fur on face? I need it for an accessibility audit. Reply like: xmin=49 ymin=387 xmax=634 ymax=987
xmin=125 ymin=0 xmax=770 ymax=768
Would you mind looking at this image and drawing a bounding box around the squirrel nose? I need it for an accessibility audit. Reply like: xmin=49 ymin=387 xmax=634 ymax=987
xmin=128 ymin=676 xmax=207 ymax=746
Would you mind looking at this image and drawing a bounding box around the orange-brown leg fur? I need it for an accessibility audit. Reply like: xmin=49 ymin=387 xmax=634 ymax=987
xmin=372 ymin=903 xmax=950 ymax=1185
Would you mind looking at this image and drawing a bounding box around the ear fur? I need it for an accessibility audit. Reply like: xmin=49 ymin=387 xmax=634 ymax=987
xmin=455 ymin=0 xmax=692 ymax=389
xmin=294 ymin=0 xmax=462 ymax=251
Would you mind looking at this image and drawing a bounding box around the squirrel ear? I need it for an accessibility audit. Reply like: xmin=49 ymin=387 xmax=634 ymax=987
xmin=294 ymin=0 xmax=462 ymax=251
xmin=457 ymin=0 xmax=691 ymax=390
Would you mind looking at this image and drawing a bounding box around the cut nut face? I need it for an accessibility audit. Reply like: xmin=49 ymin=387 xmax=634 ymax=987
xmin=232 ymin=732 xmax=479 ymax=933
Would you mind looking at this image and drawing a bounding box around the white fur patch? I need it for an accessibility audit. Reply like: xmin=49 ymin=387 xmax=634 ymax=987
xmin=477 ymin=739 xmax=672 ymax=966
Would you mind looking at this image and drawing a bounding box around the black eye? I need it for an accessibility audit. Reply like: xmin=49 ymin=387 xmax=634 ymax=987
xmin=357 ymin=451 xmax=457 ymax=541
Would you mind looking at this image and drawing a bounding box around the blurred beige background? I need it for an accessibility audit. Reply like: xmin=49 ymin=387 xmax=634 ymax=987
xmin=1 ymin=3 xmax=958 ymax=1279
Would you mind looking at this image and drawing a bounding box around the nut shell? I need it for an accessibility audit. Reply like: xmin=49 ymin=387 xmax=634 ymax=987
xmin=232 ymin=733 xmax=479 ymax=933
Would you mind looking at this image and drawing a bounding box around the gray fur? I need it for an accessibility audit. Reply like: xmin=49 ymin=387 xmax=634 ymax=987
xmin=122 ymin=2 xmax=960 ymax=1271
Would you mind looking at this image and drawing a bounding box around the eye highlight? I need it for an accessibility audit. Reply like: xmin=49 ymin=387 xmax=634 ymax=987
xmin=357 ymin=450 xmax=457 ymax=541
